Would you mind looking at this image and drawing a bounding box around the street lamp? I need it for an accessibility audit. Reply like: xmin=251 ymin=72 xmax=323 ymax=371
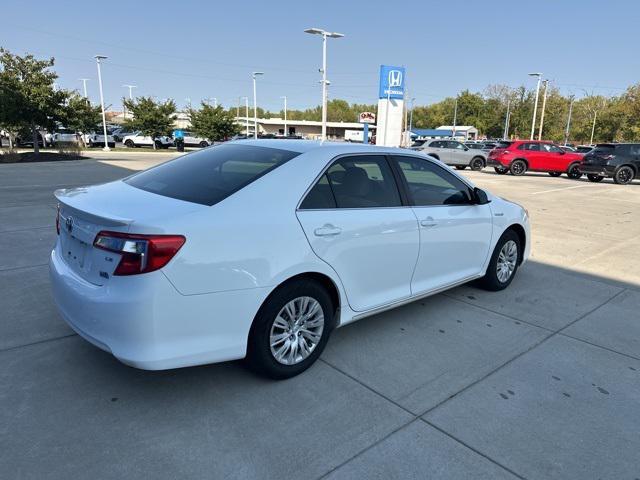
xmin=241 ymin=96 xmax=249 ymax=137
xmin=280 ymin=96 xmax=287 ymax=137
xmin=252 ymin=72 xmax=264 ymax=139
xmin=304 ymin=28 xmax=344 ymax=141
xmin=122 ymin=84 xmax=137 ymax=100
xmin=79 ymin=78 xmax=90 ymax=98
xmin=528 ymin=72 xmax=543 ymax=140
xmin=94 ymin=55 xmax=110 ymax=152
xmin=538 ymin=80 xmax=549 ymax=140
xmin=564 ymin=95 xmax=575 ymax=145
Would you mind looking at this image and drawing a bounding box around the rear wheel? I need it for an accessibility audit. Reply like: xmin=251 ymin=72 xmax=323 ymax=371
xmin=477 ymin=230 xmax=520 ymax=291
xmin=548 ymin=172 xmax=562 ymax=177
xmin=510 ymin=159 xmax=527 ymax=176
xmin=246 ymin=279 xmax=334 ymax=379
xmin=566 ymin=163 xmax=582 ymax=180
xmin=470 ymin=157 xmax=485 ymax=171
xmin=494 ymin=166 xmax=508 ymax=175
xmin=613 ymin=166 xmax=634 ymax=185
xmin=124 ymin=139 xmax=134 ymax=148
xmin=455 ymin=165 xmax=466 ymax=170
xmin=587 ymin=174 xmax=604 ymax=183
xmin=199 ymin=141 xmax=208 ymax=148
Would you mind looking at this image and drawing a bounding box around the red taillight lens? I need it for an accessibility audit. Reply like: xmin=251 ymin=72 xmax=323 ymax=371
xmin=93 ymin=231 xmax=185 ymax=276
xmin=56 ymin=204 xmax=60 ymax=235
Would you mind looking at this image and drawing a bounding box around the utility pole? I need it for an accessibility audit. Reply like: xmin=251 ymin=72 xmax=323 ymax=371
xmin=241 ymin=96 xmax=249 ymax=137
xmin=503 ymin=99 xmax=511 ymax=140
xmin=528 ymin=72 xmax=543 ymax=140
xmin=564 ymin=95 xmax=575 ymax=145
xmin=537 ymin=80 xmax=549 ymax=140
xmin=79 ymin=78 xmax=90 ymax=98
xmin=280 ymin=96 xmax=287 ymax=136
xmin=252 ymin=72 xmax=264 ymax=139
xmin=94 ymin=55 xmax=110 ymax=152
xmin=452 ymin=97 xmax=458 ymax=138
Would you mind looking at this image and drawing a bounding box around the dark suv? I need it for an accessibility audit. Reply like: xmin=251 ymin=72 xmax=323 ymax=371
xmin=579 ymin=143 xmax=640 ymax=184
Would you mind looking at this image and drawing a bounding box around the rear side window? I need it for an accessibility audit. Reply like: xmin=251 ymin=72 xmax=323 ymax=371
xmin=496 ymin=141 xmax=512 ymax=149
xmin=125 ymin=144 xmax=299 ymax=206
xmin=300 ymin=174 xmax=336 ymax=209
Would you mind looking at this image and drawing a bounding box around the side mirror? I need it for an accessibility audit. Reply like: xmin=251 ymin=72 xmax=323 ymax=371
xmin=473 ymin=187 xmax=491 ymax=205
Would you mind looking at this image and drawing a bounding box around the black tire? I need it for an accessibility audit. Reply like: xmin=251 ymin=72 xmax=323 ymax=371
xmin=548 ymin=172 xmax=562 ymax=177
xmin=154 ymin=140 xmax=163 ymax=149
xmin=124 ymin=139 xmax=134 ymax=148
xmin=245 ymin=279 xmax=334 ymax=379
xmin=587 ymin=174 xmax=604 ymax=183
xmin=476 ymin=229 xmax=521 ymax=291
xmin=566 ymin=163 xmax=582 ymax=180
xmin=470 ymin=157 xmax=485 ymax=171
xmin=510 ymin=159 xmax=527 ymax=176
xmin=199 ymin=141 xmax=208 ymax=148
xmin=613 ymin=165 xmax=634 ymax=185
xmin=494 ymin=166 xmax=508 ymax=175
xmin=455 ymin=165 xmax=466 ymax=170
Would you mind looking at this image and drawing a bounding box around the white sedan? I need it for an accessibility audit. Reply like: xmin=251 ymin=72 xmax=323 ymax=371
xmin=50 ymin=141 xmax=530 ymax=378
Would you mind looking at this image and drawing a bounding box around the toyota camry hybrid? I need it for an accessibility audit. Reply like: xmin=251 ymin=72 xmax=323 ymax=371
xmin=50 ymin=141 xmax=530 ymax=378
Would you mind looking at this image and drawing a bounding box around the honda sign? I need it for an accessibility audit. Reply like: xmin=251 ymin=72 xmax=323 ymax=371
xmin=378 ymin=65 xmax=405 ymax=99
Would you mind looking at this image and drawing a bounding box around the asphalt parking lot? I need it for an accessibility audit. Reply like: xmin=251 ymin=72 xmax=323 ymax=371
xmin=1 ymin=153 xmax=639 ymax=479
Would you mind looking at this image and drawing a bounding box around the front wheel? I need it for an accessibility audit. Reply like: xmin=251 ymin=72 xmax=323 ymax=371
xmin=455 ymin=165 xmax=466 ymax=170
xmin=494 ymin=166 xmax=508 ymax=175
xmin=470 ymin=157 xmax=485 ymax=171
xmin=199 ymin=141 xmax=208 ymax=148
xmin=510 ymin=159 xmax=527 ymax=176
xmin=476 ymin=230 xmax=521 ymax=291
xmin=587 ymin=174 xmax=604 ymax=183
xmin=124 ymin=140 xmax=134 ymax=148
xmin=548 ymin=172 xmax=562 ymax=177
xmin=246 ymin=280 xmax=334 ymax=379
xmin=613 ymin=166 xmax=634 ymax=185
xmin=566 ymin=164 xmax=582 ymax=180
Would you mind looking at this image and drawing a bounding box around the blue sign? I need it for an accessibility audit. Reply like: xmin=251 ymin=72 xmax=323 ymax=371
xmin=378 ymin=65 xmax=405 ymax=99
xmin=173 ymin=129 xmax=184 ymax=139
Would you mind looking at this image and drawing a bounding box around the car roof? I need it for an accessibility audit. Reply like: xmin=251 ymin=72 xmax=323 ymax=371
xmin=228 ymin=139 xmax=411 ymax=156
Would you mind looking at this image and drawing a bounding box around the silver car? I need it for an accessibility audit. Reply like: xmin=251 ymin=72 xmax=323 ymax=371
xmin=412 ymin=139 xmax=487 ymax=171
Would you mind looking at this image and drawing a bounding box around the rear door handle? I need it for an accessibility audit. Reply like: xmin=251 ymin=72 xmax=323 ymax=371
xmin=420 ymin=217 xmax=438 ymax=228
xmin=314 ymin=224 xmax=342 ymax=237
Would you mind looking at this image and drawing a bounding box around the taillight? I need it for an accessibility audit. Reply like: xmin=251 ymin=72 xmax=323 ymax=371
xmin=56 ymin=204 xmax=60 ymax=235
xmin=93 ymin=231 xmax=185 ymax=275
xmin=502 ymin=150 xmax=511 ymax=155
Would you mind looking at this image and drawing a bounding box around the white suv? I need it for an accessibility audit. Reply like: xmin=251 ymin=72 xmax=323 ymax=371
xmin=123 ymin=132 xmax=173 ymax=149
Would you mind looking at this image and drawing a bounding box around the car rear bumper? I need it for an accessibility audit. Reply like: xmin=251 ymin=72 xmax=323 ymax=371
xmin=579 ymin=164 xmax=615 ymax=177
xmin=487 ymin=158 xmax=506 ymax=168
xmin=49 ymin=245 xmax=271 ymax=370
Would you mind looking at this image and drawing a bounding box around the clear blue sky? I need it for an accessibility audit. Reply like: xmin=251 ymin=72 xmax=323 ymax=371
xmin=2 ymin=0 xmax=638 ymax=112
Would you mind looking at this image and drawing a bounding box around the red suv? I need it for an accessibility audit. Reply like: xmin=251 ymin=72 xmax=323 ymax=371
xmin=487 ymin=140 xmax=584 ymax=178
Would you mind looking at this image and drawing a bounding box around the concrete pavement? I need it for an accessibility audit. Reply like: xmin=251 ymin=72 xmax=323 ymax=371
xmin=0 ymin=155 xmax=639 ymax=479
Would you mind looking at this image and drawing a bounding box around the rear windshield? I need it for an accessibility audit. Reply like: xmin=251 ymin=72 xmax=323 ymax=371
xmin=125 ymin=143 xmax=299 ymax=206
xmin=592 ymin=144 xmax=615 ymax=154
xmin=495 ymin=141 xmax=512 ymax=149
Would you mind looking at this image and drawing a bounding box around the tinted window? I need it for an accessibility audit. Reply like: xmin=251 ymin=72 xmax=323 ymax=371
xmin=300 ymin=174 xmax=336 ymax=209
xmin=540 ymin=143 xmax=562 ymax=153
xmin=393 ymin=156 xmax=472 ymax=206
xmin=125 ymin=144 xmax=299 ymax=206
xmin=448 ymin=141 xmax=466 ymax=150
xmin=496 ymin=141 xmax=513 ymax=149
xmin=411 ymin=139 xmax=426 ymax=147
xmin=627 ymin=144 xmax=640 ymax=156
xmin=430 ymin=141 xmax=443 ymax=148
xmin=325 ymin=156 xmax=401 ymax=208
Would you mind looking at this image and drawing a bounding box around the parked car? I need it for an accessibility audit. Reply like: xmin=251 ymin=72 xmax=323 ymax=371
xmin=559 ymin=145 xmax=577 ymax=152
xmin=82 ymin=132 xmax=116 ymax=148
xmin=412 ymin=139 xmax=487 ymax=171
xmin=487 ymin=140 xmax=584 ymax=178
xmin=174 ymin=131 xmax=211 ymax=148
xmin=123 ymin=132 xmax=173 ymax=149
xmin=50 ymin=141 xmax=530 ymax=378
xmin=465 ymin=142 xmax=486 ymax=150
xmin=111 ymin=127 xmax=134 ymax=143
xmin=51 ymin=128 xmax=79 ymax=145
xmin=579 ymin=143 xmax=640 ymax=184
xmin=575 ymin=145 xmax=594 ymax=154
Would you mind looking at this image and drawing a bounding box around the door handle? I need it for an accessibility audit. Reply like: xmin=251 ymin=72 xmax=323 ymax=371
xmin=420 ymin=217 xmax=438 ymax=228
xmin=314 ymin=224 xmax=342 ymax=237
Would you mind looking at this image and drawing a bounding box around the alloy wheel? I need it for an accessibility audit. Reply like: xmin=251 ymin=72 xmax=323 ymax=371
xmin=496 ymin=240 xmax=518 ymax=283
xmin=269 ymin=296 xmax=324 ymax=366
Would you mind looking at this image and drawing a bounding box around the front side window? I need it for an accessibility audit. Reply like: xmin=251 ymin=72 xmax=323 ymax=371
xmin=448 ymin=141 xmax=466 ymax=150
xmin=125 ymin=144 xmax=299 ymax=206
xmin=429 ymin=141 xmax=442 ymax=148
xmin=393 ymin=156 xmax=472 ymax=206
xmin=301 ymin=155 xmax=401 ymax=209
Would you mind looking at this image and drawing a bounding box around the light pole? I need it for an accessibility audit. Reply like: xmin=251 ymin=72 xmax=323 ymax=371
xmin=564 ymin=95 xmax=575 ymax=145
xmin=252 ymin=72 xmax=263 ymax=139
xmin=408 ymin=97 xmax=415 ymax=133
xmin=503 ymin=99 xmax=511 ymax=140
xmin=528 ymin=72 xmax=543 ymax=140
xmin=304 ymin=28 xmax=344 ymax=141
xmin=537 ymin=80 xmax=549 ymax=140
xmin=79 ymin=78 xmax=90 ymax=98
xmin=94 ymin=55 xmax=110 ymax=152
xmin=123 ymin=84 xmax=137 ymax=100
xmin=452 ymin=97 xmax=458 ymax=138
xmin=241 ymin=96 xmax=249 ymax=136
xmin=280 ymin=96 xmax=288 ymax=136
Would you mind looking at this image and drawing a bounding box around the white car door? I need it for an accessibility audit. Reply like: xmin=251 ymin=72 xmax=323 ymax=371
xmin=296 ymin=154 xmax=420 ymax=312
xmin=391 ymin=155 xmax=493 ymax=294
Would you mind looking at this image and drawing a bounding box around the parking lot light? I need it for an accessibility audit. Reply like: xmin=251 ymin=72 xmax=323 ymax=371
xmin=94 ymin=55 xmax=110 ymax=152
xmin=79 ymin=78 xmax=90 ymax=98
xmin=281 ymin=96 xmax=287 ymax=136
xmin=305 ymin=28 xmax=344 ymax=141
xmin=252 ymin=72 xmax=264 ymax=139
xmin=528 ymin=72 xmax=543 ymax=140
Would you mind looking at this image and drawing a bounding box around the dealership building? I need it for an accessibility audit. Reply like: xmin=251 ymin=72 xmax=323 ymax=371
xmin=235 ymin=117 xmax=375 ymax=140
xmin=411 ymin=125 xmax=478 ymax=141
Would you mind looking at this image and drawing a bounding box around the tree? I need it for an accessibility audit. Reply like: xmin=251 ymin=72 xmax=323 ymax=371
xmin=189 ymin=103 xmax=240 ymax=141
xmin=123 ymin=96 xmax=176 ymax=149
xmin=0 ymin=48 xmax=67 ymax=153
xmin=62 ymin=94 xmax=102 ymax=141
